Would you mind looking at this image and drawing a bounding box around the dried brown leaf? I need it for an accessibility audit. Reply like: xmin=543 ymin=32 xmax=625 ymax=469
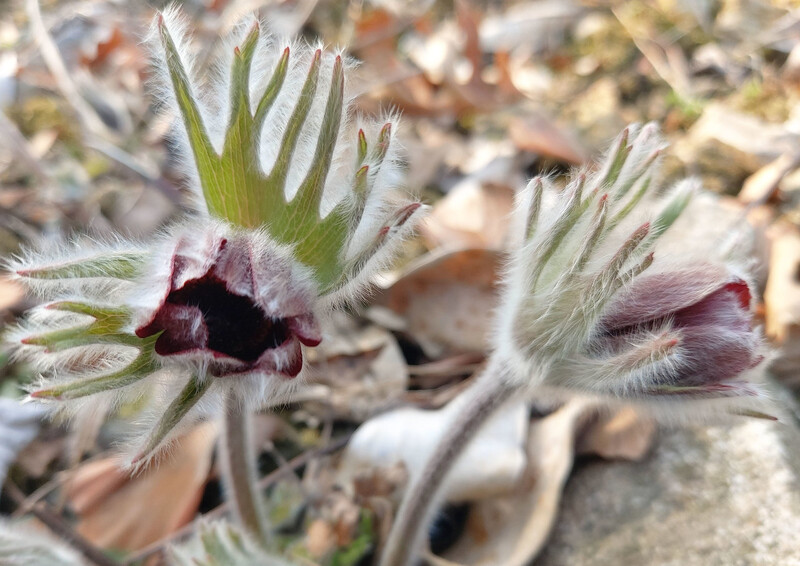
xmin=576 ymin=407 xmax=656 ymax=461
xmin=421 ymin=183 xmax=514 ymax=250
xmin=375 ymin=249 xmax=501 ymax=356
xmin=67 ymin=423 xmax=218 ymax=551
xmin=509 ymin=113 xmax=588 ymax=165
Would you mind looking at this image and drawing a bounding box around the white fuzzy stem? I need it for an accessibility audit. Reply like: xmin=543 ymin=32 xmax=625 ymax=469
xmin=380 ymin=358 xmax=517 ymax=566
xmin=221 ymin=391 xmax=269 ymax=543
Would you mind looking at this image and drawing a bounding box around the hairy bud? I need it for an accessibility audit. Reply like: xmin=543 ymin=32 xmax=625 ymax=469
xmin=6 ymin=7 xmax=425 ymax=465
xmin=495 ymin=124 xmax=770 ymax=419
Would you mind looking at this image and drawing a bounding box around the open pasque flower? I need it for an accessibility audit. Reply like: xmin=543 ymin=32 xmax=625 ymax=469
xmin=495 ymin=123 xmax=769 ymax=418
xmin=7 ymin=7 xmax=424 ymax=463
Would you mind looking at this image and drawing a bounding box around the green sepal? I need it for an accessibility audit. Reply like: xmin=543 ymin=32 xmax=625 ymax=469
xmin=31 ymin=335 xmax=159 ymax=400
xmin=652 ymin=186 xmax=693 ymax=239
xmin=133 ymin=374 xmax=212 ymax=463
xmin=527 ymin=181 xmax=588 ymax=289
xmin=253 ymin=47 xmax=290 ymax=134
xmin=227 ymin=22 xmax=260 ymax=129
xmin=599 ymin=127 xmax=631 ymax=188
xmin=22 ymin=302 xmax=136 ymax=352
xmin=159 ymin=18 xmax=353 ymax=289
xmin=356 ymin=129 xmax=368 ymax=165
xmin=16 ymin=251 xmax=145 ymax=281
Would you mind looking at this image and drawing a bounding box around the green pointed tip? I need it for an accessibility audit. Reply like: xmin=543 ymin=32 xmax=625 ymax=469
xmin=652 ymin=186 xmax=693 ymax=239
xmin=731 ymin=409 xmax=778 ymax=422
xmin=17 ymin=251 xmax=145 ymax=281
xmin=602 ymin=128 xmax=632 ymax=187
xmin=228 ymin=22 xmax=260 ymax=125
xmin=253 ymin=46 xmax=290 ymax=129
xmin=376 ymin=122 xmax=392 ymax=161
xmin=269 ymin=48 xmax=322 ymax=187
xmin=525 ymin=177 xmax=544 ymax=240
xmin=158 ymin=12 xmax=217 ymax=212
xmin=134 ymin=375 xmax=211 ymax=463
xmin=41 ymin=346 xmax=159 ymax=401
xmin=357 ymin=129 xmax=367 ymax=165
xmin=30 ymin=389 xmax=60 ymax=400
xmin=289 ymin=52 xmax=345 ymax=218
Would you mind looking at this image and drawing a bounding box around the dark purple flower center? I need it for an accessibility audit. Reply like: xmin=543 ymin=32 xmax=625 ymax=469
xmin=137 ymin=273 xmax=290 ymax=362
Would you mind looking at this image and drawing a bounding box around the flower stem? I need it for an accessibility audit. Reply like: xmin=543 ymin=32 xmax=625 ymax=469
xmin=221 ymin=391 xmax=269 ymax=543
xmin=379 ymin=359 xmax=517 ymax=566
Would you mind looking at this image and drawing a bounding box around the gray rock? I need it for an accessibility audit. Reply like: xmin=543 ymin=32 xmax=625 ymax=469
xmin=536 ymin=420 xmax=800 ymax=566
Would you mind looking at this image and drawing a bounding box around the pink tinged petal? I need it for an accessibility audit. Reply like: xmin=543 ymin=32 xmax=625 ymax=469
xmin=601 ymin=265 xmax=739 ymax=330
xmin=288 ymin=313 xmax=322 ymax=347
xmin=283 ymin=340 xmax=304 ymax=377
xmin=210 ymin=238 xmax=256 ymax=298
xmin=670 ymin=325 xmax=760 ymax=385
xmin=594 ymin=265 xmax=761 ymax=392
xmin=137 ymin=303 xmax=209 ymax=355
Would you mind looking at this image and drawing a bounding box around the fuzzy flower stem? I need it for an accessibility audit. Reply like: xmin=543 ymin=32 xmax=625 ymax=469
xmin=220 ymin=391 xmax=269 ymax=544
xmin=380 ymin=359 xmax=515 ymax=566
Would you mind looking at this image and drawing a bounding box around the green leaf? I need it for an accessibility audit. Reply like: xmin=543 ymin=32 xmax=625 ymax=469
xmin=31 ymin=336 xmax=159 ymax=400
xmin=22 ymin=302 xmax=136 ymax=352
xmin=16 ymin=251 xmax=145 ymax=280
xmin=598 ymin=127 xmax=631 ymax=188
xmin=133 ymin=374 xmax=212 ymax=463
xmin=169 ymin=521 xmax=293 ymax=566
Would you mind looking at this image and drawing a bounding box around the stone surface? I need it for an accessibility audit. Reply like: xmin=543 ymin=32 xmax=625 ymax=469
xmin=536 ymin=419 xmax=800 ymax=566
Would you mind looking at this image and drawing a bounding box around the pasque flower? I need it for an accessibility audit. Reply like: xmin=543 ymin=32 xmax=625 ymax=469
xmin=6 ymin=7 xmax=424 ymax=463
xmin=495 ymin=123 xmax=767 ymax=415
xmin=381 ymin=123 xmax=773 ymax=566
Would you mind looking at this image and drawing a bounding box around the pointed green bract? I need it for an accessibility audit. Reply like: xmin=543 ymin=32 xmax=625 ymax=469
xmin=135 ymin=374 xmax=212 ymax=462
xmin=22 ymin=301 xmax=137 ymax=351
xmin=599 ymin=127 xmax=631 ymax=187
xmin=357 ymin=129 xmax=368 ymax=165
xmin=159 ymin=21 xmax=363 ymax=289
xmin=17 ymin=251 xmax=145 ymax=280
xmin=31 ymin=336 xmax=159 ymax=400
xmin=652 ymin=186 xmax=693 ymax=239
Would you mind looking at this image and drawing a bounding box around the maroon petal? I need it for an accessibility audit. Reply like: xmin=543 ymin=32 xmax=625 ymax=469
xmin=601 ymin=266 xmax=738 ymax=330
xmin=288 ymin=313 xmax=322 ymax=347
xmin=137 ymin=303 xmax=209 ymax=355
xmin=670 ymin=325 xmax=760 ymax=386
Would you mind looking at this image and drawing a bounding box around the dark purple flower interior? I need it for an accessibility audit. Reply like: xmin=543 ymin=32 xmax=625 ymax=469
xmin=138 ymin=273 xmax=290 ymax=362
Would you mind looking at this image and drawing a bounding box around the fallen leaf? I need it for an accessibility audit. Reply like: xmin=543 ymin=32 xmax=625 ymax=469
xmin=307 ymin=518 xmax=337 ymax=558
xmin=576 ymin=407 xmax=656 ymax=461
xmin=306 ymin=313 xmax=409 ymax=421
xmin=764 ymin=221 xmax=800 ymax=383
xmin=0 ymin=399 xmax=47 ymax=490
xmin=509 ymin=113 xmax=588 ymax=165
xmin=374 ymin=249 xmax=501 ymax=357
xmin=340 ymin=398 xmax=528 ymax=502
xmin=421 ymin=182 xmax=514 ymax=250
xmin=738 ymin=152 xmax=800 ymax=205
xmin=66 ymin=422 xmax=218 ymax=551
xmin=0 ymin=277 xmax=25 ymax=312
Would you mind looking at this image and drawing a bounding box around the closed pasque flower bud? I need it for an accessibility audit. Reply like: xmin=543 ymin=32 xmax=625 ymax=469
xmin=6 ymin=7 xmax=425 ymax=465
xmin=495 ymin=123 xmax=770 ymax=417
